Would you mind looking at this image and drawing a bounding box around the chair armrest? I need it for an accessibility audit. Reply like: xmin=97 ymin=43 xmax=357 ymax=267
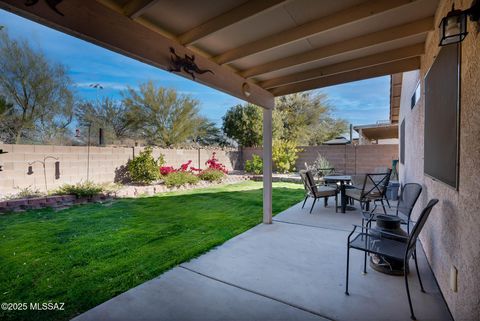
xmin=351 ymin=224 xmax=409 ymax=240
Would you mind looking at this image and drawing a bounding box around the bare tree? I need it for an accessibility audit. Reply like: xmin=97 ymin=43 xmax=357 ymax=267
xmin=0 ymin=30 xmax=74 ymax=144
xmin=76 ymin=98 xmax=134 ymax=145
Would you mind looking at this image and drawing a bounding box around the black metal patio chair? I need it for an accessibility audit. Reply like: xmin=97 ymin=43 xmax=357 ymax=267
xmin=345 ymin=169 xmax=392 ymax=212
xmin=299 ymin=170 xmax=338 ymax=214
xmin=345 ymin=199 xmax=439 ymax=320
xmin=362 ymin=183 xmax=423 ymax=234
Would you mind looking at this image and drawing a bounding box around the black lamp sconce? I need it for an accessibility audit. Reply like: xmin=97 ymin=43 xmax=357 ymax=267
xmin=0 ymin=149 xmax=7 ymax=172
xmin=27 ymin=156 xmax=60 ymax=192
xmin=439 ymin=1 xmax=480 ymax=46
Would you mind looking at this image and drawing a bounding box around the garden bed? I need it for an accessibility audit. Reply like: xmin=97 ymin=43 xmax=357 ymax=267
xmin=114 ymin=174 xmax=248 ymax=197
xmin=0 ymin=194 xmax=114 ymax=213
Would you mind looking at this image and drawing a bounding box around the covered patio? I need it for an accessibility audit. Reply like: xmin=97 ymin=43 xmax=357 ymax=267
xmin=0 ymin=0 xmax=435 ymax=224
xmin=71 ymin=203 xmax=452 ymax=321
xmin=2 ymin=0 xmax=478 ymax=320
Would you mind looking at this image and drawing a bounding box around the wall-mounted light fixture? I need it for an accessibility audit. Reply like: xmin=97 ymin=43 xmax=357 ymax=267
xmin=242 ymin=82 xmax=251 ymax=97
xmin=439 ymin=1 xmax=480 ymax=46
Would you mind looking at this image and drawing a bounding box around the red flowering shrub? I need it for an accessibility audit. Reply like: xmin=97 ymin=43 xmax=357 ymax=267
xmin=160 ymin=160 xmax=200 ymax=176
xmin=160 ymin=166 xmax=176 ymax=176
xmin=179 ymin=160 xmax=192 ymax=172
xmin=205 ymin=152 xmax=228 ymax=174
xmin=160 ymin=155 xmax=227 ymax=182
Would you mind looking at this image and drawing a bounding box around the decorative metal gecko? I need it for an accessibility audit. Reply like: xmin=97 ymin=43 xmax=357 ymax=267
xmin=25 ymin=0 xmax=64 ymax=16
xmin=168 ymin=47 xmax=214 ymax=80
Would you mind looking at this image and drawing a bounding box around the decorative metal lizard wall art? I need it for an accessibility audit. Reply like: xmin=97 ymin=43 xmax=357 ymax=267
xmin=168 ymin=47 xmax=214 ymax=80
xmin=25 ymin=0 xmax=64 ymax=16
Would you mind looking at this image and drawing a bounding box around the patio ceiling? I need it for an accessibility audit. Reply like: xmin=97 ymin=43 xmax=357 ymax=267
xmin=0 ymin=0 xmax=438 ymax=109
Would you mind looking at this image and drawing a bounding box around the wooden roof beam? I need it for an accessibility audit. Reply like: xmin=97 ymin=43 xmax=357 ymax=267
xmin=269 ymin=57 xmax=420 ymax=96
xmin=260 ymin=42 xmax=424 ymax=89
xmin=178 ymin=0 xmax=287 ymax=46
xmin=214 ymin=0 xmax=419 ymax=65
xmin=241 ymin=17 xmax=433 ymax=79
xmin=0 ymin=0 xmax=274 ymax=108
xmin=122 ymin=0 xmax=160 ymax=19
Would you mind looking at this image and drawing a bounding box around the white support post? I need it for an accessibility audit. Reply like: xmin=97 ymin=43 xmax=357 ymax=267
xmin=263 ymin=107 xmax=273 ymax=224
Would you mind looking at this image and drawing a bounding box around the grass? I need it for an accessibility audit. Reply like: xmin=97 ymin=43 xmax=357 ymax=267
xmin=0 ymin=181 xmax=303 ymax=321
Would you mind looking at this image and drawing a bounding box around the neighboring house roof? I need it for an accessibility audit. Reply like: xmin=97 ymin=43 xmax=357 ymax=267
xmin=354 ymin=123 xmax=399 ymax=140
xmin=323 ymin=137 xmax=350 ymax=145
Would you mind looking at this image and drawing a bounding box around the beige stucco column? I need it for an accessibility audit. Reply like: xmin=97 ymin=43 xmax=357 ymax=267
xmin=263 ymin=107 xmax=273 ymax=224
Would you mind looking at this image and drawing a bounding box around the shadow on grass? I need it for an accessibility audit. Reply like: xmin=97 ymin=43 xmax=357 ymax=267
xmin=0 ymin=185 xmax=303 ymax=321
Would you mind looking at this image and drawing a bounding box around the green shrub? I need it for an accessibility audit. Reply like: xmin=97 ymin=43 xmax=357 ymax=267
xmin=163 ymin=171 xmax=200 ymax=188
xmin=55 ymin=181 xmax=104 ymax=198
xmin=5 ymin=186 xmax=44 ymax=200
xmin=272 ymin=140 xmax=301 ymax=173
xmin=245 ymin=154 xmax=263 ymax=174
xmin=198 ymin=168 xmax=225 ymax=182
xmin=128 ymin=147 xmax=164 ymax=184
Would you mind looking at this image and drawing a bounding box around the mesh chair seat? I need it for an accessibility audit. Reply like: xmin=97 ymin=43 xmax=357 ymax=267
xmin=349 ymin=233 xmax=407 ymax=260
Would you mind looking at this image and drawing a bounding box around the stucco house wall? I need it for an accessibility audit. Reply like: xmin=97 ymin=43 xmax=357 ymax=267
xmin=399 ymin=0 xmax=480 ymax=320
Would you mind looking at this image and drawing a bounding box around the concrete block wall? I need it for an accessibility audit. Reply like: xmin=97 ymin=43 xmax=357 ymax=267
xmin=242 ymin=144 xmax=398 ymax=174
xmin=0 ymin=144 xmax=239 ymax=195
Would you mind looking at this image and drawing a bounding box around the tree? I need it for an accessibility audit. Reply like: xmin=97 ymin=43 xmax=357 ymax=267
xmin=275 ymin=92 xmax=348 ymax=145
xmin=222 ymin=103 xmax=263 ymax=147
xmin=76 ymin=98 xmax=134 ymax=145
xmin=0 ymin=30 xmax=75 ymax=144
xmin=222 ymin=103 xmax=283 ymax=147
xmin=193 ymin=119 xmax=231 ymax=147
xmin=0 ymin=95 xmax=16 ymax=143
xmin=222 ymin=92 xmax=347 ymax=147
xmin=308 ymin=117 xmax=349 ymax=145
xmin=122 ymin=81 xmax=207 ymax=147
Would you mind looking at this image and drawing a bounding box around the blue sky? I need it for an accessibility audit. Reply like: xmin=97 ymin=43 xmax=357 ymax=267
xmin=0 ymin=9 xmax=390 ymax=126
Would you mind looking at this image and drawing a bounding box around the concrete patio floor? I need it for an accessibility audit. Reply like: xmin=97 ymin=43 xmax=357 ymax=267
xmin=72 ymin=200 xmax=453 ymax=321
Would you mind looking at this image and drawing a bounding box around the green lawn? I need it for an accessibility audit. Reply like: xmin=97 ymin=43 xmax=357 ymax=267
xmin=0 ymin=181 xmax=303 ymax=321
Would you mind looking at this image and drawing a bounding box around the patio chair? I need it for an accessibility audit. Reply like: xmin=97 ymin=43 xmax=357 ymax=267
xmin=345 ymin=169 xmax=392 ymax=212
xmin=345 ymin=199 xmax=439 ymax=320
xmin=299 ymin=170 xmax=338 ymax=214
xmin=362 ymin=183 xmax=423 ymax=234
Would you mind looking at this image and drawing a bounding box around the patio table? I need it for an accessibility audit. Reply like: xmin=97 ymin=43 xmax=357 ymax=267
xmin=323 ymin=175 xmax=353 ymax=213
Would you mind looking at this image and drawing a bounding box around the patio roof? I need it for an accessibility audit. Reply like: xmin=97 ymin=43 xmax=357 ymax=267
xmin=0 ymin=0 xmax=436 ymax=108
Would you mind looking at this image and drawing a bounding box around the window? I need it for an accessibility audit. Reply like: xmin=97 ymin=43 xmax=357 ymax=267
xmin=411 ymin=82 xmax=421 ymax=109
xmin=424 ymin=44 xmax=460 ymax=189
